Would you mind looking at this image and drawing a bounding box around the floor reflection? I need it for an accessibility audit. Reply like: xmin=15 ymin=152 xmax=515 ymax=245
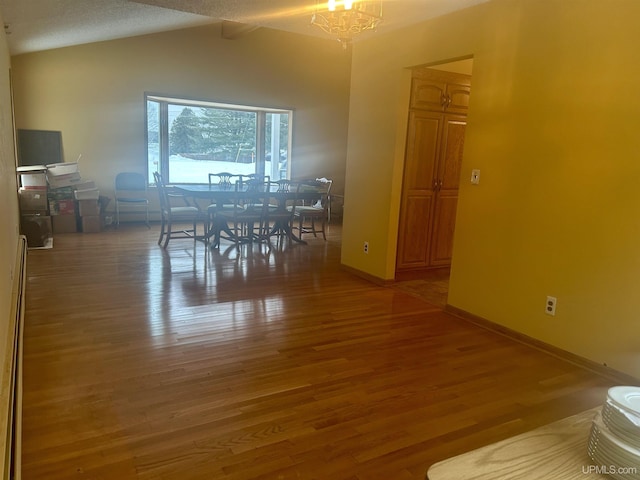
xmin=145 ymin=238 xmax=300 ymax=342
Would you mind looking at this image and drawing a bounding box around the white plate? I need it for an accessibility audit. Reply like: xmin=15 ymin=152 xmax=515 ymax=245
xmin=609 ymin=387 xmax=640 ymax=416
xmin=591 ymin=413 xmax=640 ymax=470
xmin=603 ymin=401 xmax=640 ymax=447
xmin=604 ymin=401 xmax=640 ymax=428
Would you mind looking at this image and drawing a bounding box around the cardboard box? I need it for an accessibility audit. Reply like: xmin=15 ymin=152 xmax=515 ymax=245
xmin=48 ymin=186 xmax=75 ymax=200
xmin=21 ymin=214 xmax=52 ymax=248
xmin=74 ymin=188 xmax=100 ymax=200
xmin=78 ymin=199 xmax=100 ymax=216
xmin=18 ymin=188 xmax=48 ymax=213
xmin=49 ymin=199 xmax=76 ymax=215
xmin=52 ymin=215 xmax=78 ymax=233
xmin=81 ymin=215 xmax=101 ymax=233
xmin=73 ymin=180 xmax=96 ymax=191
xmin=17 ymin=166 xmax=47 ymax=189
xmin=46 ymin=162 xmax=79 ymax=176
xmin=47 ymin=172 xmax=83 ymax=189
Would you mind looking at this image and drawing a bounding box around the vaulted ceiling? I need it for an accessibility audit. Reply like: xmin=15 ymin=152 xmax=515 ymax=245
xmin=0 ymin=0 xmax=489 ymax=55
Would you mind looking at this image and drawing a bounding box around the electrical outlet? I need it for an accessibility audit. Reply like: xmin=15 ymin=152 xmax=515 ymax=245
xmin=545 ymin=296 xmax=557 ymax=316
xmin=363 ymin=241 xmax=369 ymax=254
xmin=471 ymin=169 xmax=481 ymax=184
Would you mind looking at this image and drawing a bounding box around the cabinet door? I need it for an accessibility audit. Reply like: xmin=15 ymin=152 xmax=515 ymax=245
xmin=396 ymin=111 xmax=442 ymax=269
xmin=410 ymin=78 xmax=447 ymax=111
xmin=429 ymin=193 xmax=459 ymax=266
xmin=429 ymin=116 xmax=466 ymax=266
xmin=410 ymin=69 xmax=471 ymax=114
xmin=445 ymin=82 xmax=471 ymax=115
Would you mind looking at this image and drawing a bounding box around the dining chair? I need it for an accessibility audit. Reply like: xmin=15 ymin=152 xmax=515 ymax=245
xmin=208 ymin=172 xmax=241 ymax=189
xmin=206 ymin=172 xmax=243 ymax=235
xmin=153 ymin=172 xmax=205 ymax=248
xmin=262 ymin=180 xmax=298 ymax=243
xmin=254 ymin=178 xmax=292 ymax=213
xmin=290 ymin=178 xmax=332 ymax=240
xmin=114 ymin=172 xmax=150 ymax=228
xmin=210 ymin=180 xmax=269 ymax=248
xmin=271 ymin=179 xmax=293 ymax=193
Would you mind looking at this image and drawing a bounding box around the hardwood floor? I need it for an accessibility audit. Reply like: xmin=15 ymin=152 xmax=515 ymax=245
xmin=392 ymin=269 xmax=450 ymax=308
xmin=22 ymin=223 xmax=615 ymax=479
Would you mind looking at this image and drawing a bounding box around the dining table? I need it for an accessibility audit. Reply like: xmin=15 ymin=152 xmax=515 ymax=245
xmin=171 ymin=183 xmax=319 ymax=245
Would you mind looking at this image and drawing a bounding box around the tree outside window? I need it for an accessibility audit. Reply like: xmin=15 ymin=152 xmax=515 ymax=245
xmin=147 ymin=95 xmax=291 ymax=184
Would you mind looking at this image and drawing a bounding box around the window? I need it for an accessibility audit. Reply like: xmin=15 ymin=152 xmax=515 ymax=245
xmin=146 ymin=94 xmax=292 ymax=184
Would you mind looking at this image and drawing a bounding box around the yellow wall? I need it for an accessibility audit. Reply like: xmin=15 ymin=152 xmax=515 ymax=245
xmin=9 ymin=0 xmax=640 ymax=379
xmin=343 ymin=0 xmax=640 ymax=378
xmin=10 ymin=24 xmax=352 ymax=211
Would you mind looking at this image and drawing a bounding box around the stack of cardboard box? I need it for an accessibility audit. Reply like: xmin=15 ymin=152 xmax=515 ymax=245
xmin=77 ymin=198 xmax=101 ymax=233
xmin=46 ymin=162 xmax=103 ymax=233
xmin=73 ymin=178 xmax=102 ymax=233
xmin=47 ymin=162 xmax=82 ymax=233
xmin=17 ymin=162 xmax=107 ymax=244
xmin=16 ymin=166 xmax=52 ymax=247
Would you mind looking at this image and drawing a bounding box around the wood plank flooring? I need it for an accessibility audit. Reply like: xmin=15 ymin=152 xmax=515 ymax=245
xmin=22 ymin=223 xmax=616 ymax=479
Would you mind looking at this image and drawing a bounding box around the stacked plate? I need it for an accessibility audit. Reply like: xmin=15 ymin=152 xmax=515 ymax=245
xmin=587 ymin=386 xmax=640 ymax=479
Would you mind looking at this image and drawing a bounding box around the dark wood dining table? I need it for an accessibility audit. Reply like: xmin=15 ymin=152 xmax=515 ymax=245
xmin=171 ymin=183 xmax=318 ymax=245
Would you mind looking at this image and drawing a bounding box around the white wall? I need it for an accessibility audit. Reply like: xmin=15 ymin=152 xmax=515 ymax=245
xmin=11 ymin=24 xmax=352 ymax=212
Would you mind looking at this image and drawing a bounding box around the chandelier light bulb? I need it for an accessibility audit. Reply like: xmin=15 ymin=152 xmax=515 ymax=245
xmin=311 ymin=0 xmax=383 ymax=48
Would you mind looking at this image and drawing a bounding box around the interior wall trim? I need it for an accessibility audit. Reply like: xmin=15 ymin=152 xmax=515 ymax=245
xmin=445 ymin=304 xmax=640 ymax=387
xmin=340 ymin=264 xmax=392 ymax=286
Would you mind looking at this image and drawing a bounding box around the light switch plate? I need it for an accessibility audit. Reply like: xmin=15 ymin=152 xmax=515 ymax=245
xmin=471 ymin=169 xmax=480 ymax=185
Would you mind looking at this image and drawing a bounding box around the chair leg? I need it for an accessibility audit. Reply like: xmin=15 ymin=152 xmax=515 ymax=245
xmin=162 ymin=218 xmax=171 ymax=248
xmin=192 ymin=218 xmax=198 ymax=244
xmin=145 ymin=206 xmax=150 ymax=229
xmin=158 ymin=216 xmax=166 ymax=245
xmin=234 ymin=222 xmax=242 ymax=249
xmin=206 ymin=213 xmax=213 ymax=241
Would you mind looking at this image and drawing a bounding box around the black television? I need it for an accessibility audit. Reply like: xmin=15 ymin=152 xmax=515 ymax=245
xmin=17 ymin=129 xmax=63 ymax=166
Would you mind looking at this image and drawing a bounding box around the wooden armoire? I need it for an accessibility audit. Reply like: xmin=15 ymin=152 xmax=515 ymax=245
xmin=396 ymin=68 xmax=471 ymax=271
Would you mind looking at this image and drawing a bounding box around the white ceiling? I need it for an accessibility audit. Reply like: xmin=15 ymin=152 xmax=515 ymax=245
xmin=0 ymin=0 xmax=489 ymax=56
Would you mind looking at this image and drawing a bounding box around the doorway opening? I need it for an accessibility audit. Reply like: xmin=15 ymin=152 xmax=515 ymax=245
xmin=394 ymin=57 xmax=473 ymax=308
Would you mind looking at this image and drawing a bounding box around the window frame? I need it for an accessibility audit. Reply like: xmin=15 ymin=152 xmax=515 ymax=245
xmin=145 ymin=93 xmax=293 ymax=185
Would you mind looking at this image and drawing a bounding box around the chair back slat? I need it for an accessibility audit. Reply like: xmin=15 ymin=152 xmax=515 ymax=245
xmin=209 ymin=172 xmax=242 ymax=189
xmin=153 ymin=171 xmax=169 ymax=212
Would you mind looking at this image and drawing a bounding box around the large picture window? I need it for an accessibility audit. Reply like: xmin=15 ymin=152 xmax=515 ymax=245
xmin=146 ymin=94 xmax=292 ymax=184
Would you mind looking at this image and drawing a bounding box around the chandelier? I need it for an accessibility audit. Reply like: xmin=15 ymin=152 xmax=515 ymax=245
xmin=311 ymin=0 xmax=383 ymax=49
